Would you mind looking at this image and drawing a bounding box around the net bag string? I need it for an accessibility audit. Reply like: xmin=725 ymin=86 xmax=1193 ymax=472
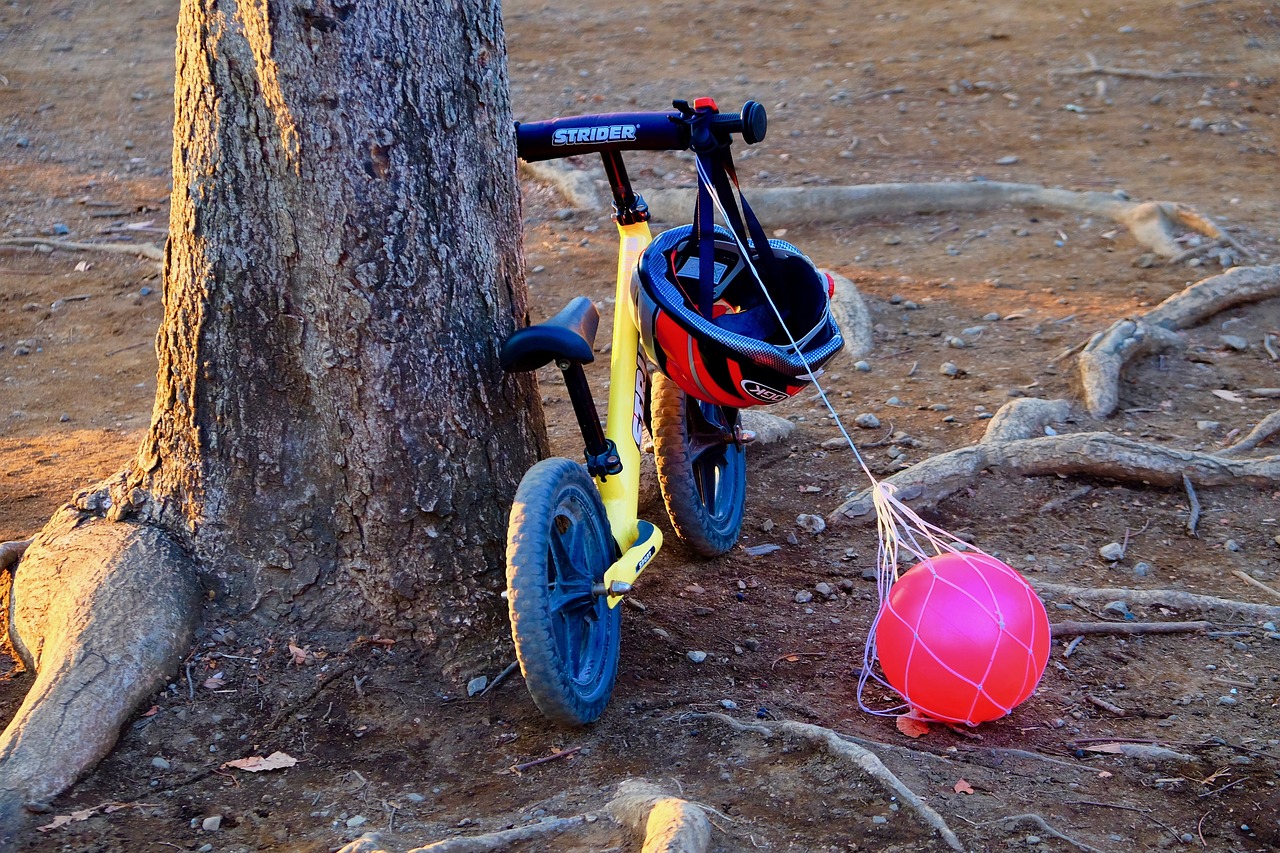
xmin=693 ymin=158 xmax=1016 ymax=721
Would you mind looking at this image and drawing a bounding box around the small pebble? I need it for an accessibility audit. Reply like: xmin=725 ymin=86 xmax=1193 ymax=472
xmin=853 ymin=359 xmax=871 ymax=372
xmin=1224 ymin=539 xmax=1241 ymax=552
xmin=1196 ymin=420 xmax=1221 ymax=432
xmin=885 ymin=396 xmax=903 ymax=407
xmin=946 ymin=336 xmax=967 ymax=348
xmin=139 ymin=286 xmax=153 ymax=296
xmin=1099 ymin=542 xmax=1125 ymax=561
xmin=796 ymin=514 xmax=826 ymax=535
xmin=1218 ymin=696 xmax=1237 ymax=706
xmin=821 ymin=437 xmax=847 ymax=450
xmin=983 ymin=312 xmax=1001 ymax=321
xmin=889 ymin=294 xmax=904 ymax=305
xmin=151 ymin=756 xmax=171 ymax=771
xmin=346 ymin=815 xmax=368 ymax=828
xmin=687 ymin=650 xmax=707 ymax=663
xmin=872 ymin=815 xmax=888 ymax=825
xmin=52 ymin=223 xmax=69 ymax=235
xmin=854 ymin=413 xmax=881 ymax=429
xmin=939 ymin=362 xmax=960 ymax=377
xmin=884 ymin=235 xmax=901 ymax=245
xmin=1103 ymin=600 xmax=1131 ymax=617
xmin=1220 ymin=334 xmax=1248 ymax=351
xmin=466 ymin=676 xmax=488 ymax=697
xmin=996 ymin=155 xmax=1019 ymax=165
xmin=1025 ymin=836 xmax=1041 ymax=845
xmin=201 ymin=815 xmax=222 ymax=832
xmin=743 ymin=638 xmax=760 ymax=651
xmin=1133 ymin=562 xmax=1151 ymax=577
xmin=405 ymin=793 xmax=426 ymax=803
xmin=815 ymin=582 xmax=834 ymax=597
xmin=719 ymin=699 xmax=739 ymax=710
xmin=794 ymin=590 xmax=814 ymax=604
xmin=1133 ymin=253 xmax=1159 ymax=269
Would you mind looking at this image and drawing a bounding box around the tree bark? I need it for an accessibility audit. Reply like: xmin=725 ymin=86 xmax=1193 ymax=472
xmin=2 ymin=4 xmax=544 ymax=835
xmin=114 ymin=0 xmax=544 ymax=665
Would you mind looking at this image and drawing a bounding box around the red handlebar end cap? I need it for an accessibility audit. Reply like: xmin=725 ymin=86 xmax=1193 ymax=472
xmin=693 ymin=96 xmax=718 ymax=111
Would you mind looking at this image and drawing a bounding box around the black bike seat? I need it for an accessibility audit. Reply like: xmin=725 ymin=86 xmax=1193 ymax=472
xmin=500 ymin=295 xmax=601 ymax=373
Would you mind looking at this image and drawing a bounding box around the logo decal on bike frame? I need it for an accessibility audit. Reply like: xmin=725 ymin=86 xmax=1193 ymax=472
xmin=632 ymin=350 xmax=648 ymax=448
xmin=552 ymin=125 xmax=639 ymax=146
xmin=741 ymin=380 xmax=789 ymax=404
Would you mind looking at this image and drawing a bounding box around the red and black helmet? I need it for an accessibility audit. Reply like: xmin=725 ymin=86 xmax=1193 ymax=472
xmin=632 ymin=224 xmax=844 ymax=408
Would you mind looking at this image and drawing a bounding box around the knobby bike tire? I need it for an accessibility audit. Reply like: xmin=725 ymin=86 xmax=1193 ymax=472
xmin=650 ymin=371 xmax=747 ymax=557
xmin=506 ymin=457 xmax=621 ymax=725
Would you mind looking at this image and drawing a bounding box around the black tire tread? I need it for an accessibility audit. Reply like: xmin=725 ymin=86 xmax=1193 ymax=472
xmin=650 ymin=371 xmax=746 ymax=557
xmin=506 ymin=457 xmax=618 ymax=726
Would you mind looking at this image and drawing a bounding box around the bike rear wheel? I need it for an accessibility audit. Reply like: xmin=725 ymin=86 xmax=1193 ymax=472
xmin=506 ymin=457 xmax=621 ymax=725
xmin=650 ymin=371 xmax=747 ymax=557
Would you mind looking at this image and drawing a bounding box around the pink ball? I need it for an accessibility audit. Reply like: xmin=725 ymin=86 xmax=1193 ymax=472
xmin=874 ymin=551 xmax=1050 ymax=725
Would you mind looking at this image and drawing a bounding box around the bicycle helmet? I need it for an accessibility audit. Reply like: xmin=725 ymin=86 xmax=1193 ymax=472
xmin=632 ymin=223 xmax=844 ymax=408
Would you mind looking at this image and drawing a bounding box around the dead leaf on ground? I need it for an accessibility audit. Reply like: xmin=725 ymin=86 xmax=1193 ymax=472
xmin=953 ymin=778 xmax=974 ymax=794
xmin=896 ymin=714 xmax=930 ymax=738
xmin=202 ymin=671 xmax=225 ymax=689
xmin=37 ymin=802 xmax=153 ymax=833
xmin=288 ymin=641 xmax=312 ymax=666
xmin=221 ymin=751 xmax=298 ymax=772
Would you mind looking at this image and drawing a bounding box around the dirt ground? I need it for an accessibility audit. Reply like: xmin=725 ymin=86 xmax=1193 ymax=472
xmin=2 ymin=0 xmax=1280 ymax=850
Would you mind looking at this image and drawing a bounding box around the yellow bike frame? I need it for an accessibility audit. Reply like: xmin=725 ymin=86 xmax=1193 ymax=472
xmin=598 ymin=220 xmax=663 ymax=607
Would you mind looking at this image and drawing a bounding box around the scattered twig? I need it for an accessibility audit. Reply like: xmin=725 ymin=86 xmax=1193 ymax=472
xmin=511 ymin=746 xmax=581 ymax=774
xmin=692 ymin=712 xmax=965 ymax=851
xmin=1231 ymin=570 xmax=1280 ymax=603
xmin=0 ymin=237 xmax=163 ymax=261
xmin=1065 ymin=799 xmax=1182 ymax=843
xmin=984 ymin=813 xmax=1106 ymax=853
xmin=1086 ymin=695 xmax=1127 ymax=717
xmin=377 ymin=815 xmax=588 ymax=852
xmin=1051 ymin=620 xmax=1212 ymax=637
xmin=104 ymin=341 xmax=151 ymax=358
xmin=1038 ymin=486 xmax=1093 ymax=515
xmin=1263 ymin=334 xmax=1278 ymax=362
xmin=1050 ymin=53 xmax=1222 ymax=81
xmin=1030 ymin=581 xmax=1280 ymax=621
xmin=926 ymin=225 xmax=960 ymax=243
xmin=477 ymin=661 xmax=519 ymax=698
xmin=853 ymin=86 xmax=907 ymax=101
xmin=771 ymin=651 xmax=826 ymax=670
xmin=1183 ymin=473 xmax=1201 ymax=537
xmin=1064 ymin=635 xmax=1085 ymax=657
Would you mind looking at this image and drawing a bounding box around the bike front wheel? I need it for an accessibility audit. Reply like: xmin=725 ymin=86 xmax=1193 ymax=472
xmin=506 ymin=457 xmax=621 ymax=725
xmin=650 ymin=371 xmax=747 ymax=557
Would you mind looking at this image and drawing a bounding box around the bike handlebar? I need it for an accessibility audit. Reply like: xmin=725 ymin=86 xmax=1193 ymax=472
xmin=515 ymin=100 xmax=767 ymax=163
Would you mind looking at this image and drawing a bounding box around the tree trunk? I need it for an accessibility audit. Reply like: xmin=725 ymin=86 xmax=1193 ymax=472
xmin=1 ymin=0 xmax=541 ymax=838
xmin=132 ymin=0 xmax=544 ymax=654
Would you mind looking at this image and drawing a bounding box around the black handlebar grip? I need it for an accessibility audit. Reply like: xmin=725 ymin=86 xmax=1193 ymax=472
xmin=709 ymin=101 xmax=768 ymax=145
xmin=740 ymin=100 xmax=767 ymax=144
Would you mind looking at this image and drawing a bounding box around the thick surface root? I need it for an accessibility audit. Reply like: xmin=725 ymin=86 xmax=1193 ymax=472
xmin=644 ymin=182 xmax=1228 ymax=258
xmin=608 ymin=779 xmax=712 ymax=853
xmin=832 ymin=400 xmax=1280 ymax=522
xmin=1032 ymin=582 xmax=1280 ymax=622
xmin=695 ymin=712 xmax=964 ymax=851
xmin=827 ymin=271 xmax=874 ymax=362
xmin=0 ymin=508 xmax=200 ymax=848
xmin=1077 ymin=265 xmax=1280 ymax=417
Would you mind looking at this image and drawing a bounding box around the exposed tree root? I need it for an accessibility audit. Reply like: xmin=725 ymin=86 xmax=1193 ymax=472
xmin=608 ymin=779 xmax=712 ymax=853
xmin=1077 ymin=320 xmax=1183 ymax=418
xmin=827 ymin=271 xmax=874 ymax=362
xmin=338 ymin=818 xmax=589 ymax=853
xmin=1076 ymin=265 xmax=1280 ymax=416
xmin=1049 ymin=53 xmax=1221 ymax=83
xmin=0 ymin=237 xmax=164 ymax=262
xmin=1031 ymin=582 xmax=1280 ymax=622
xmin=986 ymin=813 xmax=1107 ymax=853
xmin=1050 ymin=620 xmax=1213 ymax=637
xmin=1220 ymin=410 xmax=1280 ymax=456
xmin=831 ymin=398 xmax=1280 ymax=522
xmin=693 ymin=712 xmax=964 ymax=851
xmin=644 ymin=182 xmax=1231 ymax=258
xmin=518 ymin=160 xmax=601 ymax=210
xmin=337 ymin=779 xmax=713 ymax=853
xmin=0 ymin=508 xmax=200 ymax=849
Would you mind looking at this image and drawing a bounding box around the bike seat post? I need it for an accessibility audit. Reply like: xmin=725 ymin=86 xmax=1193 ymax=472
xmin=557 ymin=359 xmax=622 ymax=479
